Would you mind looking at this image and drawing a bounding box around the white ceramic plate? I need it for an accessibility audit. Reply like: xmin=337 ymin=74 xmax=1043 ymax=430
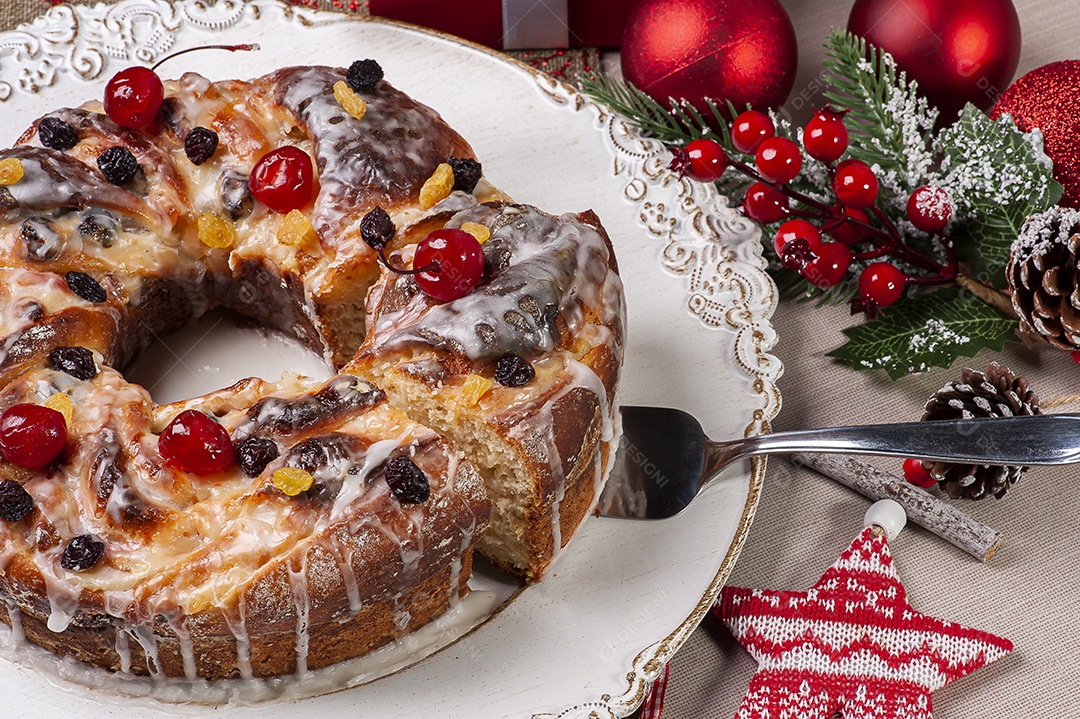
xmin=0 ymin=2 xmax=782 ymax=717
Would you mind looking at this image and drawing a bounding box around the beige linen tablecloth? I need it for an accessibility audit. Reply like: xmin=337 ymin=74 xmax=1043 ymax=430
xmin=3 ymin=0 xmax=1080 ymax=716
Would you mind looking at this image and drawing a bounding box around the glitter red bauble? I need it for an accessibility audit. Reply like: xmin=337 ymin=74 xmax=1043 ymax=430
xmin=847 ymin=0 xmax=1021 ymax=122
xmin=621 ymin=0 xmax=797 ymax=116
xmin=991 ymin=61 xmax=1080 ymax=208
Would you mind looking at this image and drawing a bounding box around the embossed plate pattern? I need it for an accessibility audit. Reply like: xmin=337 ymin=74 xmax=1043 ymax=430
xmin=0 ymin=2 xmax=781 ymax=717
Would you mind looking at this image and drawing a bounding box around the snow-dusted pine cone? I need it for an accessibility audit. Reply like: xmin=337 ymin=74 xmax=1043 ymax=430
xmin=920 ymin=363 xmax=1040 ymax=499
xmin=1008 ymin=206 xmax=1080 ymax=349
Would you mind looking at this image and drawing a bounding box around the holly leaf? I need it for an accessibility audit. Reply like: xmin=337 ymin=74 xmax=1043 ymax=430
xmin=827 ymin=287 xmax=1018 ymax=379
xmin=937 ymin=105 xmax=1062 ymax=287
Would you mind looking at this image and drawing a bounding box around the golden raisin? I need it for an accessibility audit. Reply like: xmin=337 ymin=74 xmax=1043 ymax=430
xmin=198 ymin=212 xmax=236 ymax=249
xmin=273 ymin=467 xmax=314 ymax=497
xmin=419 ymin=163 xmax=454 ymax=210
xmin=333 ymin=81 xmax=368 ymax=121
xmin=460 ymin=374 xmax=493 ymax=406
xmin=460 ymin=222 xmax=491 ymax=244
xmin=276 ymin=210 xmax=316 ymax=246
xmin=0 ymin=158 xmax=24 ymax=186
xmin=45 ymin=393 xmax=74 ymax=426
xmin=0 ymin=461 xmax=34 ymax=485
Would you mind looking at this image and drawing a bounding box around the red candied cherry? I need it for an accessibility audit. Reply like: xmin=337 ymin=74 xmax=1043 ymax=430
xmin=833 ymin=159 xmax=879 ymax=209
xmin=828 ymin=207 xmax=870 ymax=245
xmin=158 ymin=410 xmax=234 ymax=475
xmin=803 ymin=242 xmax=853 ymax=288
xmin=104 ymin=66 xmax=164 ymax=130
xmin=743 ymin=182 xmax=790 ymax=223
xmin=683 ymin=138 xmax=728 ymax=182
xmin=0 ymin=404 xmax=67 ymax=469
xmin=755 ymin=137 xmax=802 ymax=184
xmin=907 ymin=185 xmax=952 ymax=234
xmin=858 ymin=262 xmax=906 ymax=308
xmin=249 ymin=146 xmax=315 ymax=214
xmin=802 ymin=108 xmax=849 ymax=163
xmin=731 ymin=110 xmax=774 ymax=154
xmin=414 ymin=228 xmax=485 ymax=302
xmin=902 ymin=458 xmax=937 ymax=489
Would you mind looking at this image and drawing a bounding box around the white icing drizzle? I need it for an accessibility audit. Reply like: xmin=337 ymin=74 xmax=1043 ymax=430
xmin=285 ymin=554 xmax=311 ymax=676
xmin=2 ymin=602 xmax=23 ymax=650
xmin=328 ymin=535 xmax=363 ymax=616
xmin=222 ymin=603 xmax=253 ymax=680
xmin=130 ymin=622 xmax=163 ymax=681
xmin=166 ymin=613 xmax=198 ymax=681
xmin=113 ymin=623 xmax=131 ymax=674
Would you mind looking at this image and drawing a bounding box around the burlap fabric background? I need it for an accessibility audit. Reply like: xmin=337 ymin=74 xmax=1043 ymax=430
xmin=3 ymin=0 xmax=1080 ymax=716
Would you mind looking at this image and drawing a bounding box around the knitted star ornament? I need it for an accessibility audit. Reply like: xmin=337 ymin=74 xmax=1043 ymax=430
xmin=715 ymin=528 xmax=1012 ymax=719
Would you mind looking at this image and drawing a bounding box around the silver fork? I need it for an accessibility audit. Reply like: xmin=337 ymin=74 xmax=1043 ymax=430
xmin=598 ymin=406 xmax=1080 ymax=519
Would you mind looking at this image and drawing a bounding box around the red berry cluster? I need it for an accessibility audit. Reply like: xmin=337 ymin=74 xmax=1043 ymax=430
xmin=670 ymin=108 xmax=959 ymax=317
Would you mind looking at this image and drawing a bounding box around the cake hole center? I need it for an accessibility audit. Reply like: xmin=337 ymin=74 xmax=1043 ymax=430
xmin=125 ymin=308 xmax=334 ymax=405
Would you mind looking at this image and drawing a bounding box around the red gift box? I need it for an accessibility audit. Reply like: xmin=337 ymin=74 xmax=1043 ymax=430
xmin=367 ymin=0 xmax=635 ymax=49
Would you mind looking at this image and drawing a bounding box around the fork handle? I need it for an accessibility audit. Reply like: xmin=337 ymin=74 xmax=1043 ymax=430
xmin=711 ymin=413 xmax=1080 ymax=469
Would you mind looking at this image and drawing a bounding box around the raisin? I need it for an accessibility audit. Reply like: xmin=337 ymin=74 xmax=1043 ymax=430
xmin=60 ymin=534 xmax=105 ymax=571
xmin=97 ymin=146 xmax=139 ymax=186
xmin=346 ymin=59 xmax=384 ymax=93
xmin=449 ymin=156 xmax=482 ymax=193
xmin=235 ymin=436 xmax=279 ymax=478
xmin=220 ymin=170 xmax=253 ymax=220
xmin=184 ymin=126 xmax=219 ymax=165
xmin=49 ymin=346 xmax=97 ymax=381
xmin=0 ymin=480 xmax=33 ymax=522
xmin=494 ymin=354 xmax=535 ymax=387
xmin=21 ymin=217 xmax=62 ymax=261
xmin=384 ymin=455 xmax=430 ymax=504
xmin=360 ymin=206 xmax=395 ymax=250
xmin=38 ymin=116 xmax=79 ymax=151
xmin=78 ymin=211 xmax=116 ymax=248
xmin=65 ymin=271 xmax=107 ymax=303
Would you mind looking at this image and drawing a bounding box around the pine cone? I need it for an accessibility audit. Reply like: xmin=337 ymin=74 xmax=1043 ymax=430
xmin=1007 ymin=206 xmax=1080 ymax=349
xmin=920 ymin=363 xmax=1040 ymax=499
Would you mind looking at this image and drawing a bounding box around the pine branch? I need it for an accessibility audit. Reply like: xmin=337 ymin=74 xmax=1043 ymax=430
xmin=580 ymin=75 xmax=700 ymax=145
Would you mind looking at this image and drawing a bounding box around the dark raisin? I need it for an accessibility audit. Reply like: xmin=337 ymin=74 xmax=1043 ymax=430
xmin=38 ymin=116 xmax=79 ymax=151
xmin=494 ymin=354 xmax=535 ymax=387
xmin=49 ymin=346 xmax=97 ymax=381
xmin=384 ymin=455 xmax=430 ymax=504
xmin=360 ymin=206 xmax=395 ymax=250
xmin=448 ymin=156 xmax=482 ymax=193
xmin=78 ymin=211 xmax=116 ymax=248
xmin=65 ymin=271 xmax=107 ymax=303
xmin=0 ymin=480 xmax=33 ymax=522
xmin=21 ymin=217 xmax=62 ymax=261
xmin=97 ymin=146 xmax=139 ymax=186
xmin=60 ymin=534 xmax=105 ymax=571
xmin=346 ymin=59 xmax=384 ymax=93
xmin=220 ymin=170 xmax=253 ymax=220
xmin=235 ymin=437 xmax=279 ymax=478
xmin=184 ymin=126 xmax=219 ymax=166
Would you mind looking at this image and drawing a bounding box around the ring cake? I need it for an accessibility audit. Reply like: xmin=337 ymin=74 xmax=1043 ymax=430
xmin=0 ymin=59 xmax=624 ymax=681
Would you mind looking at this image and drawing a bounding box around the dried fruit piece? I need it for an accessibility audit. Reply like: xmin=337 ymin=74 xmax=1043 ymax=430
xmin=97 ymin=146 xmax=140 ymax=185
xmin=158 ymin=410 xmax=234 ymax=475
xmin=198 ymin=211 xmax=237 ymax=249
xmin=419 ymin=163 xmax=454 ymax=210
xmin=384 ymin=455 xmax=430 ymax=504
xmin=461 ymin=374 xmax=493 ymax=405
xmin=0 ymin=404 xmax=67 ymax=470
xmin=235 ymin=436 xmax=279 ymax=478
xmin=333 ymin=81 xmax=368 ymax=121
xmin=60 ymin=534 xmax=105 ymax=571
xmin=276 ymin=209 xmax=316 ymax=246
xmin=184 ymin=126 xmax=219 ymax=165
xmin=45 ymin=394 xmax=74 ymax=427
xmin=66 ymin=271 xmax=107 ymax=303
xmin=346 ymin=59 xmax=383 ymax=93
xmin=273 ymin=466 xmax=315 ymax=496
xmin=38 ymin=117 xmax=79 ymax=151
xmin=360 ymin=206 xmax=395 ymax=250
xmin=49 ymin=346 xmax=98 ymax=381
xmin=460 ymin=222 xmax=491 ymax=244
xmin=448 ymin=156 xmax=482 ymax=193
xmin=0 ymin=158 xmax=25 ymax=186
xmin=494 ymin=354 xmax=535 ymax=387
xmin=0 ymin=480 xmax=33 ymax=522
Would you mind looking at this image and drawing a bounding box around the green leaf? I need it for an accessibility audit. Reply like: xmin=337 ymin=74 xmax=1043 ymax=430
xmin=827 ymin=287 xmax=1017 ymax=379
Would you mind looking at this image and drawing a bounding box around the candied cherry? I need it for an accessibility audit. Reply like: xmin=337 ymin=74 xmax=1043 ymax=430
xmin=802 ymin=108 xmax=849 ymax=163
xmin=731 ymin=110 xmax=774 ymax=154
xmin=907 ymin=185 xmax=952 ymax=234
xmin=249 ymin=146 xmax=314 ymax=214
xmin=858 ymin=262 xmax=906 ymax=308
xmin=743 ymin=182 xmax=790 ymax=223
xmin=803 ymin=242 xmax=853 ymax=288
xmin=0 ymin=404 xmax=67 ymax=469
xmin=104 ymin=67 xmax=164 ymax=130
xmin=833 ymin=159 xmax=879 ymax=209
xmin=158 ymin=409 xmax=234 ymax=475
xmin=829 ymin=207 xmax=870 ymax=245
xmin=773 ymin=219 xmax=822 ymax=257
xmin=683 ymin=138 xmax=728 ymax=182
xmin=755 ymin=137 xmax=802 ymax=184
xmin=902 ymin=457 xmax=937 ymax=489
xmin=414 ymin=228 xmax=485 ymax=302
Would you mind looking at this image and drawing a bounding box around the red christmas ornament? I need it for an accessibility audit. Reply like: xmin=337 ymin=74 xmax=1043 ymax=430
xmin=716 ymin=527 xmax=1012 ymax=719
xmin=991 ymin=61 xmax=1080 ymax=207
xmin=847 ymin=0 xmax=1021 ymax=122
xmin=621 ymin=0 xmax=797 ymax=116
